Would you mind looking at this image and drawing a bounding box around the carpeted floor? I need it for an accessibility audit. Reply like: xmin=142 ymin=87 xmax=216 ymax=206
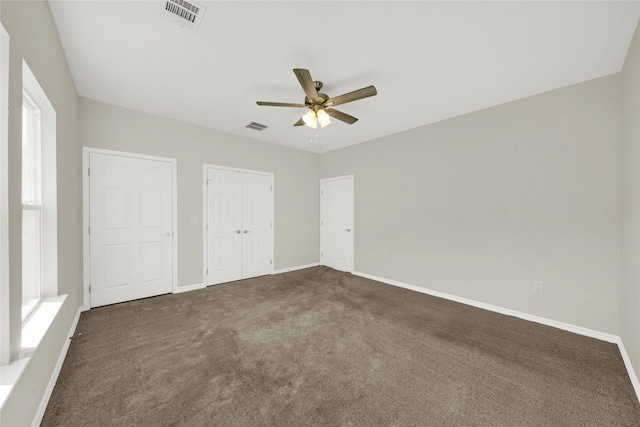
xmin=42 ymin=267 xmax=640 ymax=426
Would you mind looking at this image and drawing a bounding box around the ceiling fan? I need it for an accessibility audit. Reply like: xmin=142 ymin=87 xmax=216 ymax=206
xmin=257 ymin=68 xmax=377 ymax=129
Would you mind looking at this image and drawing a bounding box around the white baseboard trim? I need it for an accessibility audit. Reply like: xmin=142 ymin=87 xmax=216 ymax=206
xmin=353 ymin=270 xmax=640 ymax=404
xmin=173 ymin=283 xmax=205 ymax=294
xmin=175 ymin=266 xmax=323 ymax=293
xmin=353 ymin=271 xmax=618 ymax=343
xmin=273 ymin=263 xmax=320 ymax=275
xmin=32 ymin=307 xmax=82 ymax=427
xmin=614 ymin=338 xmax=640 ymax=403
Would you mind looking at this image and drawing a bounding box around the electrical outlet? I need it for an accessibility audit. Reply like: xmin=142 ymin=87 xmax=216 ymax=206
xmin=533 ymin=281 xmax=543 ymax=292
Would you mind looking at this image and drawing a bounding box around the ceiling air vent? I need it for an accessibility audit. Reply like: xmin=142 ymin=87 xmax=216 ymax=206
xmin=246 ymin=122 xmax=269 ymax=131
xmin=161 ymin=0 xmax=206 ymax=32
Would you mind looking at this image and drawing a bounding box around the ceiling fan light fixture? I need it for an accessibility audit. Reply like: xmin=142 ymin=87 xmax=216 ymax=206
xmin=317 ymin=108 xmax=331 ymax=127
xmin=302 ymin=109 xmax=318 ymax=128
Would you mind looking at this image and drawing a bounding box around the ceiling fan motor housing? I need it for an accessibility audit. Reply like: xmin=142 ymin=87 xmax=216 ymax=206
xmin=305 ymin=94 xmax=329 ymax=107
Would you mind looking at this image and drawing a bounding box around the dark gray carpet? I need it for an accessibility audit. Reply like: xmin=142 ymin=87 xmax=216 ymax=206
xmin=42 ymin=267 xmax=640 ymax=426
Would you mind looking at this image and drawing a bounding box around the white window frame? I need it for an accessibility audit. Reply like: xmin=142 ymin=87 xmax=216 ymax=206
xmin=21 ymin=91 xmax=43 ymax=320
xmin=21 ymin=61 xmax=57 ymax=322
xmin=0 ymin=24 xmax=10 ymax=367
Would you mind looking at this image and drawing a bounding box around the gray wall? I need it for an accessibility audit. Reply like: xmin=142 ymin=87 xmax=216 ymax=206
xmin=621 ymin=20 xmax=640 ymax=382
xmin=78 ymin=98 xmax=320 ymax=287
xmin=0 ymin=1 xmax=80 ymax=425
xmin=320 ymin=74 xmax=622 ymax=335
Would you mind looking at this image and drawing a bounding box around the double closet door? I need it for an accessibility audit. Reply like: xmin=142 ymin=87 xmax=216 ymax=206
xmin=205 ymin=167 xmax=273 ymax=285
xmin=87 ymin=150 xmax=175 ymax=308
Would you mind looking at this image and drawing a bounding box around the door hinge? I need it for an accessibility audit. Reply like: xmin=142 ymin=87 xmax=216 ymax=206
xmin=321 ymin=252 xmax=323 ymax=257
xmin=87 ymin=168 xmax=90 ymax=176
xmin=321 ymin=221 xmax=323 ymax=227
xmin=206 ymin=268 xmax=208 ymax=275
xmin=88 ymin=285 xmax=91 ymax=293
xmin=88 ymin=226 xmax=90 ymax=235
xmin=270 ymin=259 xmax=273 ymax=265
xmin=270 ymin=222 xmax=273 ymax=228
xmin=321 ymin=190 xmax=323 ymax=195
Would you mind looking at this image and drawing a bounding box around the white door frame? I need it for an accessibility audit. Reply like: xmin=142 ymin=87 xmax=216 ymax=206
xmin=202 ymin=164 xmax=274 ymax=286
xmin=82 ymin=147 xmax=178 ymax=310
xmin=320 ymin=175 xmax=354 ymax=272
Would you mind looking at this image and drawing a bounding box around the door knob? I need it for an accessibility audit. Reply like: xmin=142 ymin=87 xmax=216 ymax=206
xmin=244 ymin=230 xmax=251 ymax=234
xmin=344 ymin=228 xmax=351 ymax=232
xmin=234 ymin=230 xmax=241 ymax=234
xmin=162 ymin=232 xmax=172 ymax=237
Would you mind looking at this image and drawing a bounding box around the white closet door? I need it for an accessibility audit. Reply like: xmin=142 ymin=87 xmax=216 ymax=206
xmin=205 ymin=167 xmax=273 ymax=285
xmin=321 ymin=176 xmax=354 ymax=272
xmin=242 ymin=172 xmax=272 ymax=279
xmin=89 ymin=153 xmax=174 ymax=307
xmin=206 ymin=168 xmax=243 ymax=285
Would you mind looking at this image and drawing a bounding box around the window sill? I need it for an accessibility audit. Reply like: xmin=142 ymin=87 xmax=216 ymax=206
xmin=0 ymin=294 xmax=66 ymax=409
xmin=21 ymin=298 xmax=39 ymax=322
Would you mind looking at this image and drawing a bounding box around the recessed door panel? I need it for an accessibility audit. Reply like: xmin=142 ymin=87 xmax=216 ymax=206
xmin=140 ymin=189 xmax=163 ymax=228
xmin=103 ymin=187 xmax=129 ymax=230
xmin=139 ymin=165 xmax=163 ymax=182
xmin=103 ymin=244 xmax=130 ymax=289
xmin=140 ymin=241 xmax=164 ymax=283
xmin=104 ymin=164 xmax=128 ymax=179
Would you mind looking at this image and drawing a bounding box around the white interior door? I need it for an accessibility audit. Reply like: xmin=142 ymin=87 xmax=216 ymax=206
xmin=321 ymin=176 xmax=354 ymax=272
xmin=205 ymin=167 xmax=273 ymax=285
xmin=242 ymin=173 xmax=272 ymax=279
xmin=89 ymin=152 xmax=174 ymax=307
xmin=206 ymin=168 xmax=243 ymax=285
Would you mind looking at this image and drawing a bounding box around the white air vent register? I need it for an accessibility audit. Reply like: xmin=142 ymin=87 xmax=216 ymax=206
xmin=161 ymin=0 xmax=206 ymax=32
xmin=246 ymin=122 xmax=269 ymax=132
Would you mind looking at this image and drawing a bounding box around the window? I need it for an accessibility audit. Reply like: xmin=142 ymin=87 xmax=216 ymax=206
xmin=20 ymin=60 xmax=57 ymax=327
xmin=21 ymin=92 xmax=42 ymax=319
xmin=0 ymin=58 xmax=62 ymax=408
xmin=0 ymin=24 xmax=9 ymax=367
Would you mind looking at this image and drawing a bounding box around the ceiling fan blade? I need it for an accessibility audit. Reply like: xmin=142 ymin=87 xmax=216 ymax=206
xmin=257 ymin=101 xmax=307 ymax=107
xmin=326 ymin=85 xmax=377 ymax=107
xmin=293 ymin=118 xmax=304 ymax=126
xmin=293 ymin=68 xmax=319 ymax=101
xmin=326 ymin=108 xmax=358 ymax=124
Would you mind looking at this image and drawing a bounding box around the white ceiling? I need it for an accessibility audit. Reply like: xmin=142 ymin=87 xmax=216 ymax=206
xmin=48 ymin=1 xmax=640 ymax=153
